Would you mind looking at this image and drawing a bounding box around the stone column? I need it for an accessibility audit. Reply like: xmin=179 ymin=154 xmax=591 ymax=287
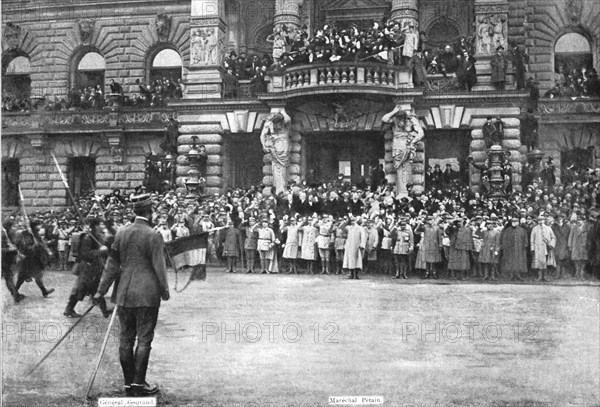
xmin=473 ymin=0 xmax=509 ymax=90
xmin=185 ymin=0 xmax=228 ymax=99
xmin=390 ymin=0 xmax=419 ymax=28
xmin=382 ymin=101 xmax=425 ymax=198
xmin=274 ymin=0 xmax=302 ymax=31
xmin=260 ymin=106 xmax=302 ymax=195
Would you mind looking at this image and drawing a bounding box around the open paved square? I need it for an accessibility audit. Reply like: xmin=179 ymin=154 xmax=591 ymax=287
xmin=2 ymin=270 xmax=599 ymax=407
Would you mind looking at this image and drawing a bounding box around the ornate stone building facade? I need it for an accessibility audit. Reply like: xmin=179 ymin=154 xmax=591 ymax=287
xmin=2 ymin=0 xmax=599 ymax=208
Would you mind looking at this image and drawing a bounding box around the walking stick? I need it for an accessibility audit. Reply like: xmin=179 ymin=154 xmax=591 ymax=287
xmin=85 ymin=304 xmax=119 ymax=399
xmin=25 ymin=305 xmax=95 ymax=377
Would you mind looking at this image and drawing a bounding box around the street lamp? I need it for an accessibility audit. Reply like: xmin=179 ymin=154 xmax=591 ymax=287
xmin=184 ymin=136 xmax=206 ymax=200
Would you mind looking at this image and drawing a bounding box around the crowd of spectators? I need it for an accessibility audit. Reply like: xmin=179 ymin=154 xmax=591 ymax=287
xmin=3 ymin=164 xmax=600 ymax=285
xmin=545 ymin=66 xmax=600 ymax=98
xmin=2 ymin=92 xmax=31 ymax=112
xmin=222 ymin=51 xmax=273 ymax=97
xmin=2 ymin=76 xmax=184 ymax=112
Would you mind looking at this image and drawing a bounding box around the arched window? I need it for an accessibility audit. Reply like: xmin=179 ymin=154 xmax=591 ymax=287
xmin=2 ymin=55 xmax=31 ymax=99
xmin=75 ymin=51 xmax=105 ymax=91
xmin=150 ymin=48 xmax=182 ymax=84
xmin=554 ymin=32 xmax=593 ymax=81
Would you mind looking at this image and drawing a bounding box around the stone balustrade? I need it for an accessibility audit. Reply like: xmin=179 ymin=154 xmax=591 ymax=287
xmin=268 ymin=62 xmax=413 ymax=95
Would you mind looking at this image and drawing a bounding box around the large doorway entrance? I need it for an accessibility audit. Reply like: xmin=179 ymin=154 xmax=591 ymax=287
xmin=225 ymin=133 xmax=264 ymax=189
xmin=424 ymin=129 xmax=471 ymax=189
xmin=305 ymin=132 xmax=384 ymax=186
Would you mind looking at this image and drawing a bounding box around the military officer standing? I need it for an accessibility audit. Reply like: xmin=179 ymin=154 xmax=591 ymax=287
xmin=93 ymin=194 xmax=170 ymax=397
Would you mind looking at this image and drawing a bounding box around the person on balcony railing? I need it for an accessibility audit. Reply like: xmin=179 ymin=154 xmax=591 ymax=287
xmin=266 ymin=26 xmax=287 ymax=67
xmin=1 ymin=92 xmax=31 ymax=112
xmin=109 ymin=79 xmax=123 ymax=95
xmin=402 ymin=23 xmax=419 ymax=66
xmin=457 ymin=51 xmax=477 ymax=91
xmin=509 ymin=43 xmax=529 ymax=91
xmin=408 ymin=50 xmax=427 ymax=88
xmin=249 ymin=67 xmax=267 ymax=96
xmin=491 ymin=45 xmax=508 ymax=90
xmin=438 ymin=45 xmax=458 ymax=76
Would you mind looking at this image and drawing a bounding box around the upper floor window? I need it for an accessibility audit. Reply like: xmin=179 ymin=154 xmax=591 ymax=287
xmin=554 ymin=32 xmax=593 ymax=84
xmin=150 ymin=48 xmax=182 ymax=84
xmin=2 ymin=54 xmax=31 ymax=109
xmin=76 ymin=51 xmax=105 ymax=92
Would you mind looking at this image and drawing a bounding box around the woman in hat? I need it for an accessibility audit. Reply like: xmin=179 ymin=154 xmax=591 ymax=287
xmin=500 ymin=217 xmax=528 ymax=280
xmin=54 ymin=219 xmax=73 ymax=271
xmin=420 ymin=215 xmax=443 ymax=279
xmin=447 ymin=218 xmax=474 ymax=280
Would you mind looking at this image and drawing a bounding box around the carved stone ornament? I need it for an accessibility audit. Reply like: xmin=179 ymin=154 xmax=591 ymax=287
xmin=190 ymin=27 xmax=223 ymax=66
xmin=155 ymin=14 xmax=171 ymax=41
xmin=78 ymin=19 xmax=95 ymax=44
xmin=2 ymin=22 xmax=21 ymax=50
xmin=566 ymin=0 xmax=583 ymax=24
xmin=474 ymin=4 xmax=509 ymax=14
xmin=476 ymin=14 xmax=506 ymax=54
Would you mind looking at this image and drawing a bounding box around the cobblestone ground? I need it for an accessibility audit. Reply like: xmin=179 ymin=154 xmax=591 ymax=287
xmin=2 ymin=269 xmax=599 ymax=407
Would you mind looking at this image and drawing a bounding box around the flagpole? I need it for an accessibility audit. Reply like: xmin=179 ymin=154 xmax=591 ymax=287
xmin=26 ymin=305 xmax=95 ymax=376
xmin=17 ymin=185 xmax=34 ymax=236
xmin=50 ymin=152 xmax=102 ymax=246
xmin=85 ymin=305 xmax=119 ymax=399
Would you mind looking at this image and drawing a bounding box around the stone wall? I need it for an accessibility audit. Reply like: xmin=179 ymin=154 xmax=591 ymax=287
xmin=537 ymin=122 xmax=600 ymax=184
xmin=2 ymin=2 xmax=191 ymax=98
xmin=520 ymin=0 xmax=600 ymax=92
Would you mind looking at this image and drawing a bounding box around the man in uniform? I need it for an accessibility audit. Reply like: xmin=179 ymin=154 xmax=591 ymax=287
xmin=2 ymin=220 xmax=25 ymax=303
xmin=343 ymin=216 xmax=367 ymax=280
xmin=93 ymin=194 xmax=170 ymax=397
